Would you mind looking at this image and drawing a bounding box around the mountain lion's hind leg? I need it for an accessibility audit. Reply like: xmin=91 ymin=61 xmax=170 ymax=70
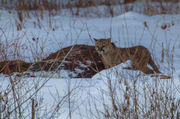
xmin=132 ymin=58 xmax=154 ymax=74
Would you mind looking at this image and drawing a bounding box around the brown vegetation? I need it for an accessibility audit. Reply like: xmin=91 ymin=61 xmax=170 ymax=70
xmin=0 ymin=45 xmax=105 ymax=78
xmin=0 ymin=60 xmax=31 ymax=75
xmin=42 ymin=45 xmax=105 ymax=77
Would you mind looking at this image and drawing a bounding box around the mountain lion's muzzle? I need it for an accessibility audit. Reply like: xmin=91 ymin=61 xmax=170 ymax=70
xmin=97 ymin=46 xmax=105 ymax=54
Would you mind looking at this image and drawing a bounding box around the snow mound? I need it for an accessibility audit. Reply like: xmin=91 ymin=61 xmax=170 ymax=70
xmin=116 ymin=11 xmax=149 ymax=21
xmin=92 ymin=60 xmax=145 ymax=81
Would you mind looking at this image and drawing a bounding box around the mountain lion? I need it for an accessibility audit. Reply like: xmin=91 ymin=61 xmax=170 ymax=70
xmin=94 ymin=38 xmax=161 ymax=74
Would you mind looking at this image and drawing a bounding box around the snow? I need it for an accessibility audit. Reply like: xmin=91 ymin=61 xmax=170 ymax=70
xmin=0 ymin=9 xmax=180 ymax=118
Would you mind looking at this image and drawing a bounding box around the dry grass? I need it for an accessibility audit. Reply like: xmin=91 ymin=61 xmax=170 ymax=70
xmin=1 ymin=0 xmax=180 ymax=18
xmin=92 ymin=74 xmax=179 ymax=118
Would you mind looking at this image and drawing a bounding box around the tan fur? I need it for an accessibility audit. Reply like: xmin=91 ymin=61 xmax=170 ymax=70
xmin=94 ymin=38 xmax=161 ymax=74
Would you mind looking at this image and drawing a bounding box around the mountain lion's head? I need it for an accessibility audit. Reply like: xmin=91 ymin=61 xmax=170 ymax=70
xmin=94 ymin=38 xmax=112 ymax=55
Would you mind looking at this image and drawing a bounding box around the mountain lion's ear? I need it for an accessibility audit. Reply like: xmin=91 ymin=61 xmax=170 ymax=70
xmin=107 ymin=38 xmax=111 ymax=42
xmin=93 ymin=38 xmax=98 ymax=42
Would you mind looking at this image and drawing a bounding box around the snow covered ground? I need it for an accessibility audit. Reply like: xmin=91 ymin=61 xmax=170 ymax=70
xmin=0 ymin=9 xmax=180 ymax=118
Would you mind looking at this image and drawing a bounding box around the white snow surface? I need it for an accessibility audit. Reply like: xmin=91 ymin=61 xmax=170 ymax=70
xmin=0 ymin=10 xmax=180 ymax=118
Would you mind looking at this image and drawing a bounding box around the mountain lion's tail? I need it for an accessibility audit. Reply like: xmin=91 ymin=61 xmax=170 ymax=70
xmin=149 ymin=57 xmax=161 ymax=73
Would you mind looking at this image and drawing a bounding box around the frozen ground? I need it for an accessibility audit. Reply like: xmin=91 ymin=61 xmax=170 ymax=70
xmin=0 ymin=9 xmax=180 ymax=118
